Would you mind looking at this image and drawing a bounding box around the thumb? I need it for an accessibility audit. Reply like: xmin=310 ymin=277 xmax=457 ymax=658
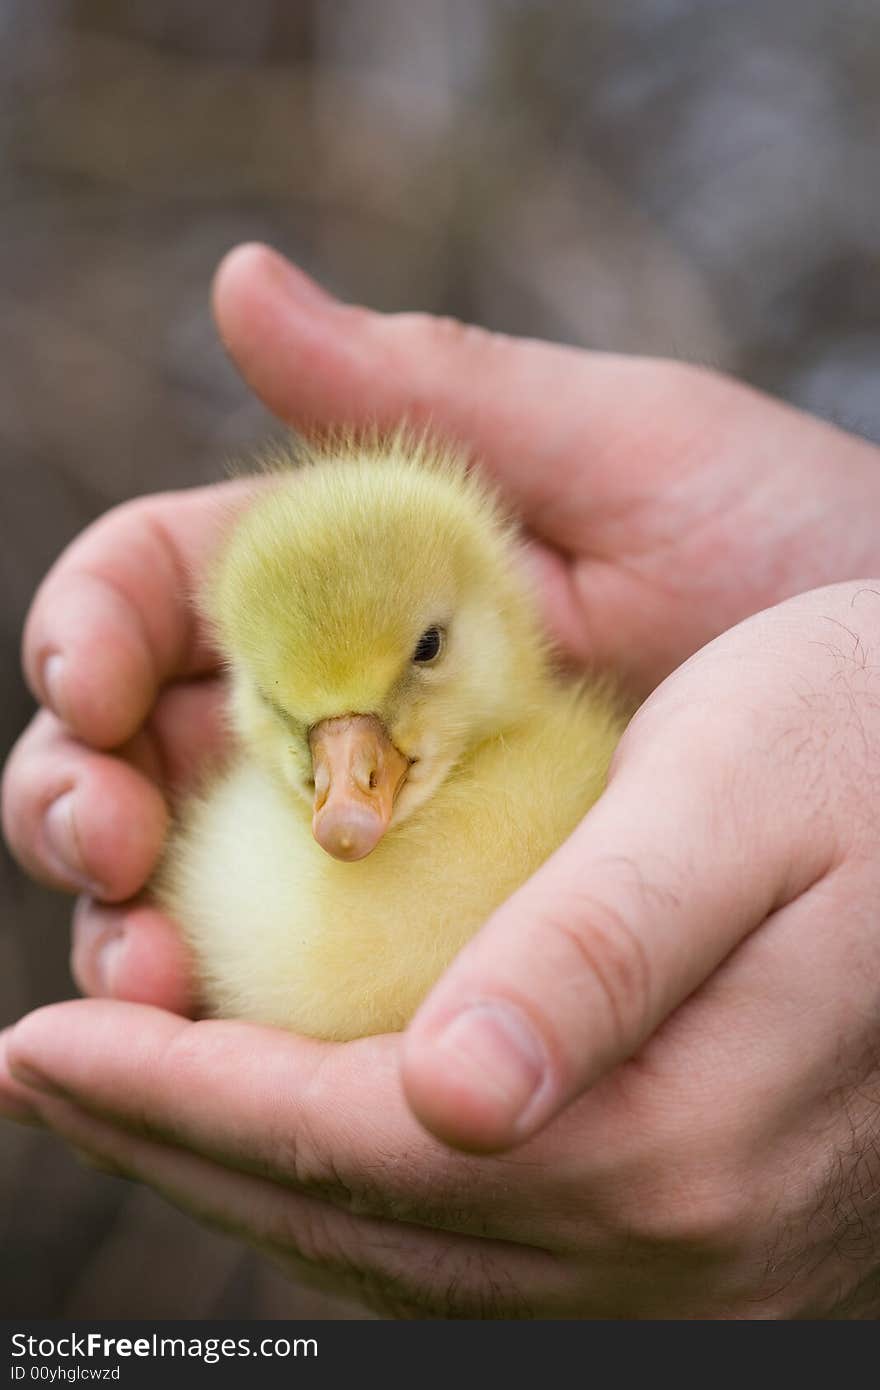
xmin=400 ymin=693 xmax=831 ymax=1153
xmin=210 ymin=242 xmax=692 ymax=530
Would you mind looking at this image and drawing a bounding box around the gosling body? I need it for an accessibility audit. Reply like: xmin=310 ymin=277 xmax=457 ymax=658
xmin=160 ymin=436 xmax=624 ymax=1039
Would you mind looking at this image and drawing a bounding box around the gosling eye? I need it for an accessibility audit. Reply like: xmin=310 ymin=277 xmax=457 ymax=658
xmin=412 ymin=625 xmax=445 ymax=664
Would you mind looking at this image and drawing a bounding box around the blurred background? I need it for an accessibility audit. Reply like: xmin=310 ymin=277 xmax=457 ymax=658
xmin=2 ymin=0 xmax=880 ymax=1318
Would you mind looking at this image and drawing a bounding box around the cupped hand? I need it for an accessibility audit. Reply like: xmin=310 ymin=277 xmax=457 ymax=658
xmin=5 ymin=242 xmax=880 ymax=1147
xmin=5 ymin=583 xmax=880 ymax=1317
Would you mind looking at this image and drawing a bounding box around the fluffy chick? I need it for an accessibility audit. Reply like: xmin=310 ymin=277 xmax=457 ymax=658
xmin=159 ymin=434 xmax=625 ymax=1040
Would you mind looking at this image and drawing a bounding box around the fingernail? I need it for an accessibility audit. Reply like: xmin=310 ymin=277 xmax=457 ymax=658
xmin=42 ymin=653 xmax=69 ymax=721
xmin=94 ymin=929 xmax=126 ymax=997
xmin=44 ymin=792 xmax=101 ymax=894
xmin=434 ymin=1002 xmax=547 ymax=1128
xmin=72 ymin=899 xmax=127 ymax=997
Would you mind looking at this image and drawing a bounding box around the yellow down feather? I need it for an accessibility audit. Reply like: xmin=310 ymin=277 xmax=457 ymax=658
xmin=159 ymin=433 xmax=626 ymax=1040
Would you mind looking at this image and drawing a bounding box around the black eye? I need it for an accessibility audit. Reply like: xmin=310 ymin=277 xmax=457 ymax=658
xmin=412 ymin=625 xmax=444 ymax=664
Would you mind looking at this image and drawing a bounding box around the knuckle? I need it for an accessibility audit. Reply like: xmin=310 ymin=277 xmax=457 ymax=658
xmin=279 ymin=1061 xmax=406 ymax=1220
xmin=276 ymin=1109 xmax=345 ymax=1202
xmin=426 ymin=313 xmax=497 ymax=351
xmin=543 ymin=891 xmax=654 ymax=1057
xmin=390 ymin=309 xmax=503 ymax=359
xmin=241 ymin=1055 xmax=470 ymax=1233
xmin=268 ymin=1196 xmax=358 ymax=1273
xmin=597 ymin=1087 xmax=760 ymax=1253
xmin=629 ymin=1163 xmax=755 ymax=1252
xmin=597 ymin=1125 xmax=756 ymax=1255
xmin=603 ymin=1064 xmax=764 ymax=1254
xmin=271 ymin=1209 xmax=410 ymax=1306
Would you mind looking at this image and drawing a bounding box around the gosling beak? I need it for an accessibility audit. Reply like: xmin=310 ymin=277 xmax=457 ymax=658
xmin=309 ymin=714 xmax=409 ymax=861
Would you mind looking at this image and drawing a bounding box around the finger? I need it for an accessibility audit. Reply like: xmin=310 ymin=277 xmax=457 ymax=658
xmin=401 ymin=666 xmax=839 ymax=1152
xmin=0 ymin=1030 xmax=42 ymax=1125
xmin=22 ymin=481 xmax=256 ymax=749
xmin=5 ymin=1001 xmax=551 ymax=1237
xmin=71 ymin=900 xmax=196 ymax=1014
xmin=211 ymin=245 xmax=762 ymax=681
xmin=3 ymin=678 xmax=229 ymax=902
xmin=212 ymin=244 xmax=711 ymax=550
xmin=209 ymin=246 xmax=617 ymax=667
xmin=14 ymin=1093 xmax=559 ymax=1318
xmin=2 ymin=710 xmax=168 ymax=900
xmin=125 ymin=676 xmax=230 ymax=796
xmin=214 ymin=246 xmax=880 ymax=694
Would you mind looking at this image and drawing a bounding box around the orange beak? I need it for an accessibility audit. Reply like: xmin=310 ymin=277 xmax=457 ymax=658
xmin=309 ymin=714 xmax=410 ymax=862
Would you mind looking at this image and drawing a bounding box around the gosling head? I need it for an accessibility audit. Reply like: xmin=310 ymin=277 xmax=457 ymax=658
xmin=206 ymin=438 xmax=545 ymax=861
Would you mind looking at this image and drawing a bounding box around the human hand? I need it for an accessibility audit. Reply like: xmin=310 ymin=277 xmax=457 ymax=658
xmin=5 ymin=582 xmax=880 ymax=1317
xmin=5 ymin=242 xmax=880 ymax=1135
